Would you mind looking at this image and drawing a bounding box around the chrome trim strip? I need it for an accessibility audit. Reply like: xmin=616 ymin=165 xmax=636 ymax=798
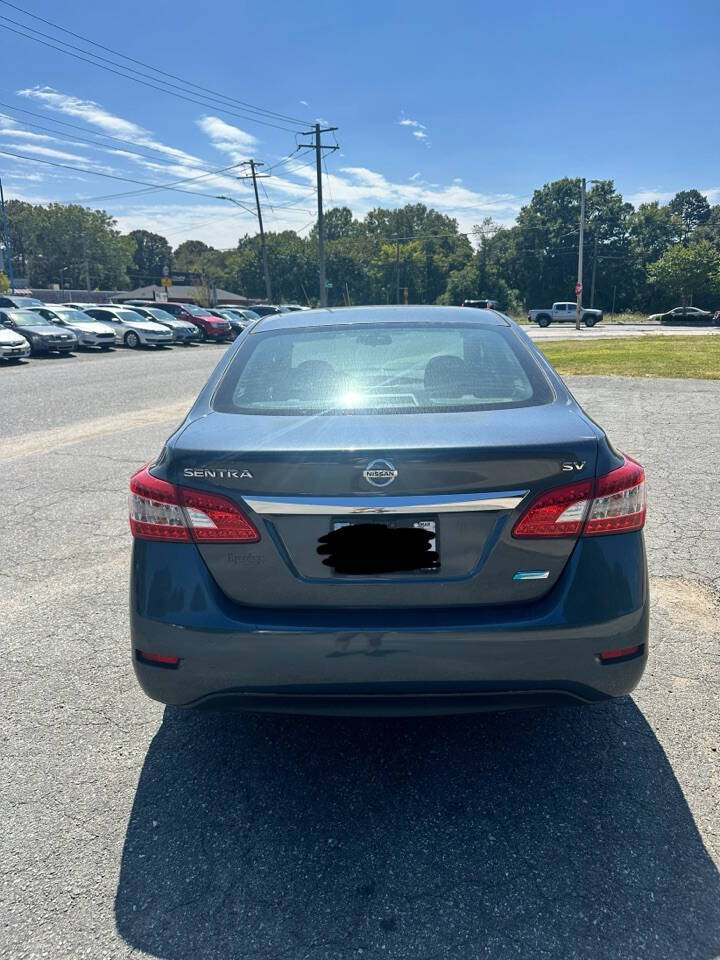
xmin=513 ymin=570 xmax=550 ymax=581
xmin=244 ymin=491 xmax=529 ymax=516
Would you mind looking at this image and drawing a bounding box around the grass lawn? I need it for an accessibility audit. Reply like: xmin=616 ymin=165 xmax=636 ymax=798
xmin=539 ymin=336 xmax=720 ymax=379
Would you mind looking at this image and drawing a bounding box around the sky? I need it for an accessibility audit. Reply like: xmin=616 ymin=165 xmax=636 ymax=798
xmin=1 ymin=0 xmax=719 ymax=251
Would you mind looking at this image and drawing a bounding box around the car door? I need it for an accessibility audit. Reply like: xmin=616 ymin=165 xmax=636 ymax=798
xmin=37 ymin=308 xmax=62 ymax=328
xmin=88 ymin=308 xmax=122 ymax=331
xmin=553 ymin=303 xmax=567 ymax=322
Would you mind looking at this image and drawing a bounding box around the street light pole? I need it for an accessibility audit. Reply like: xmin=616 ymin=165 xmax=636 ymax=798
xmin=576 ymin=177 xmax=585 ymax=331
xmin=248 ymin=160 xmax=272 ymax=303
xmin=0 ymin=175 xmax=15 ymax=293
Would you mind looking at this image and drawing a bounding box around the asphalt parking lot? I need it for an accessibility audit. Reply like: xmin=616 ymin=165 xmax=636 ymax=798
xmin=2 ymin=345 xmax=719 ymax=960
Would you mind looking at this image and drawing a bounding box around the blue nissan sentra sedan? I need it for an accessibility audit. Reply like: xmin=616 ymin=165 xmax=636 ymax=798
xmin=129 ymin=306 xmax=648 ymax=715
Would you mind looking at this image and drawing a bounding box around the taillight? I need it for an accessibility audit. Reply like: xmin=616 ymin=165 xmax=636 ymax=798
xmin=512 ymin=479 xmax=592 ymax=538
xmin=129 ymin=468 xmax=190 ymax=541
xmin=512 ymin=455 xmax=645 ymax=539
xmin=129 ymin=466 xmax=259 ymax=543
xmin=584 ymin=455 xmax=646 ymax=535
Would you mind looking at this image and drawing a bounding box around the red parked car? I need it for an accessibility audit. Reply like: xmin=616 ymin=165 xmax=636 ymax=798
xmin=125 ymin=301 xmax=232 ymax=341
xmin=175 ymin=304 xmax=232 ymax=341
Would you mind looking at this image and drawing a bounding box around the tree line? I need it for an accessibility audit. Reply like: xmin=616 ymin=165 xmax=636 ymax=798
xmin=3 ymin=178 xmax=720 ymax=311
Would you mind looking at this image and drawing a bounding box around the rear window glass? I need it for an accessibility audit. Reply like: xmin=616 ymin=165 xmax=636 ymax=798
xmin=213 ymin=322 xmax=552 ymax=415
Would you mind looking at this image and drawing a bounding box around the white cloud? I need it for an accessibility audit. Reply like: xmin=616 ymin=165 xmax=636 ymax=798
xmin=2 ymin=141 xmax=93 ymax=164
xmin=399 ymin=118 xmax=427 ymax=130
xmin=409 ymin=172 xmax=422 ymax=182
xmin=412 ymin=130 xmax=428 ymax=141
xmin=299 ymin=100 xmax=309 ymax=106
xmin=18 ymin=86 xmax=205 ymax=167
xmin=196 ymin=115 xmax=258 ymax=161
xmin=453 ymin=177 xmax=463 ymax=184
xmin=625 ymin=189 xmax=673 ymax=207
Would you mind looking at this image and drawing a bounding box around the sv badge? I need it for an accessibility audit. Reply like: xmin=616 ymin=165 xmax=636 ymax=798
xmin=561 ymin=461 xmax=586 ymax=472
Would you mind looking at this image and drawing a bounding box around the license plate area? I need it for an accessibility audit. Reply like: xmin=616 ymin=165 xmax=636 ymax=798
xmin=318 ymin=517 xmax=439 ymax=575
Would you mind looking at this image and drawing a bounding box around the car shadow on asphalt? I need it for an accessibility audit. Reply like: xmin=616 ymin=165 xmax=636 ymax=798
xmin=115 ymin=699 xmax=720 ymax=960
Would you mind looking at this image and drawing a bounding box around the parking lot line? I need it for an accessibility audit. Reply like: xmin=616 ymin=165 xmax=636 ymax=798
xmin=0 ymin=398 xmax=193 ymax=462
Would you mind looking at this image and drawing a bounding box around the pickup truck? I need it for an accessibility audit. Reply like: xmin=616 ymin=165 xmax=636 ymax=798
xmin=528 ymin=302 xmax=603 ymax=327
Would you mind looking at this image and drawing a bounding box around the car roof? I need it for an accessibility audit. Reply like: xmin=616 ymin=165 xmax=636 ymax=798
xmin=1 ymin=308 xmax=45 ymax=319
xmin=251 ymin=304 xmax=510 ymax=333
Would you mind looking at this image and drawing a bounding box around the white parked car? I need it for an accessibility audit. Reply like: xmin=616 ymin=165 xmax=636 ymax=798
xmin=29 ymin=306 xmax=117 ymax=350
xmin=0 ymin=326 xmax=31 ymax=362
xmin=112 ymin=304 xmax=201 ymax=344
xmin=82 ymin=306 xmax=174 ymax=349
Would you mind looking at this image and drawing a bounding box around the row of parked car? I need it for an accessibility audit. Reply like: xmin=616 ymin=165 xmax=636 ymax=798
xmin=0 ymin=296 xmax=309 ymax=362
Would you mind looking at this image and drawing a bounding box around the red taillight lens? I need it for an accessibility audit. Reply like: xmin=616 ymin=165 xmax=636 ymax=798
xmin=512 ymin=455 xmax=646 ymax=539
xmin=129 ymin=466 xmax=259 ymax=543
xmin=129 ymin=466 xmax=190 ymax=541
xmin=512 ymin=479 xmax=592 ymax=538
xmin=178 ymin=486 xmax=260 ymax=542
xmin=584 ymin=456 xmax=646 ymax=535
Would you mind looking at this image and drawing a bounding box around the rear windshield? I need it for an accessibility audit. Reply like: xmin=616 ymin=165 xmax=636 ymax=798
xmin=213 ymin=322 xmax=553 ymax=415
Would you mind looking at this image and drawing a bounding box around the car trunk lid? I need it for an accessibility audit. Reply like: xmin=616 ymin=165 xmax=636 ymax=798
xmin=161 ymin=405 xmax=598 ymax=608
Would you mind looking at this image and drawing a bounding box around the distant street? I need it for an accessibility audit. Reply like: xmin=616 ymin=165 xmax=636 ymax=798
xmin=525 ymin=322 xmax=720 ymax=341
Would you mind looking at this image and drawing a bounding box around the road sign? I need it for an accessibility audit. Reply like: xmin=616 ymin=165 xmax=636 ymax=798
xmin=575 ymin=282 xmax=583 ymax=295
xmin=160 ymin=275 xmax=172 ymax=286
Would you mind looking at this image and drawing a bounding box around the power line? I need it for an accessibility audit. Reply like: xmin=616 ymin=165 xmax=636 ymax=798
xmin=0 ymin=145 xmax=240 ymax=199
xmin=0 ymin=0 xmax=311 ymax=126
xmin=0 ymin=112 xmax=236 ymax=187
xmin=0 ymin=19 xmax=302 ymax=133
xmin=79 ymin=160 xmax=247 ymax=202
xmin=0 ymin=101 xmax=211 ymax=166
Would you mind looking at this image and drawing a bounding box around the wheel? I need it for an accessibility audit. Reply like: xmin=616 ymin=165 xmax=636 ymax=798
xmin=584 ymin=317 xmax=597 ymax=327
xmin=536 ymin=315 xmax=551 ymax=328
xmin=124 ymin=331 xmax=140 ymax=349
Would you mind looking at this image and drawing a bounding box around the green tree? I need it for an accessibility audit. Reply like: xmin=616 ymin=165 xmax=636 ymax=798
xmin=647 ymin=239 xmax=720 ymax=308
xmin=16 ymin=203 xmax=134 ymax=289
xmin=129 ymin=229 xmax=172 ymax=285
xmin=669 ymin=189 xmax=711 ymax=243
xmin=172 ymin=240 xmax=213 ymax=272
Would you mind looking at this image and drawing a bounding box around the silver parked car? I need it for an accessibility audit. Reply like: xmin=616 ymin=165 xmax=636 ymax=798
xmin=29 ymin=306 xmax=117 ymax=350
xmin=116 ymin=304 xmax=201 ymax=345
xmin=0 ymin=325 xmax=31 ymax=362
xmin=82 ymin=306 xmax=174 ymax=349
xmin=0 ymin=309 xmax=77 ymax=355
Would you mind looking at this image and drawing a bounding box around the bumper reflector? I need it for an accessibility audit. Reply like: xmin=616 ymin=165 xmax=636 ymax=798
xmin=136 ymin=650 xmax=180 ymax=667
xmin=598 ymin=644 xmax=643 ymax=663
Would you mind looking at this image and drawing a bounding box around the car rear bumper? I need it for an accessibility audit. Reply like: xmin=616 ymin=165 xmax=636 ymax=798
xmin=130 ymin=533 xmax=649 ymax=715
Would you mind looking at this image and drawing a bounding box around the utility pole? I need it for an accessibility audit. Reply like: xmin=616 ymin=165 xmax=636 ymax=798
xmin=576 ymin=177 xmax=586 ymax=330
xmin=248 ymin=160 xmax=272 ymax=302
xmin=0 ymin=175 xmax=15 ymax=292
xmin=395 ymin=236 xmax=400 ymax=304
xmin=298 ymin=123 xmax=338 ymax=307
xmin=82 ymin=232 xmax=90 ymax=291
xmin=590 ymin=233 xmax=598 ymax=308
